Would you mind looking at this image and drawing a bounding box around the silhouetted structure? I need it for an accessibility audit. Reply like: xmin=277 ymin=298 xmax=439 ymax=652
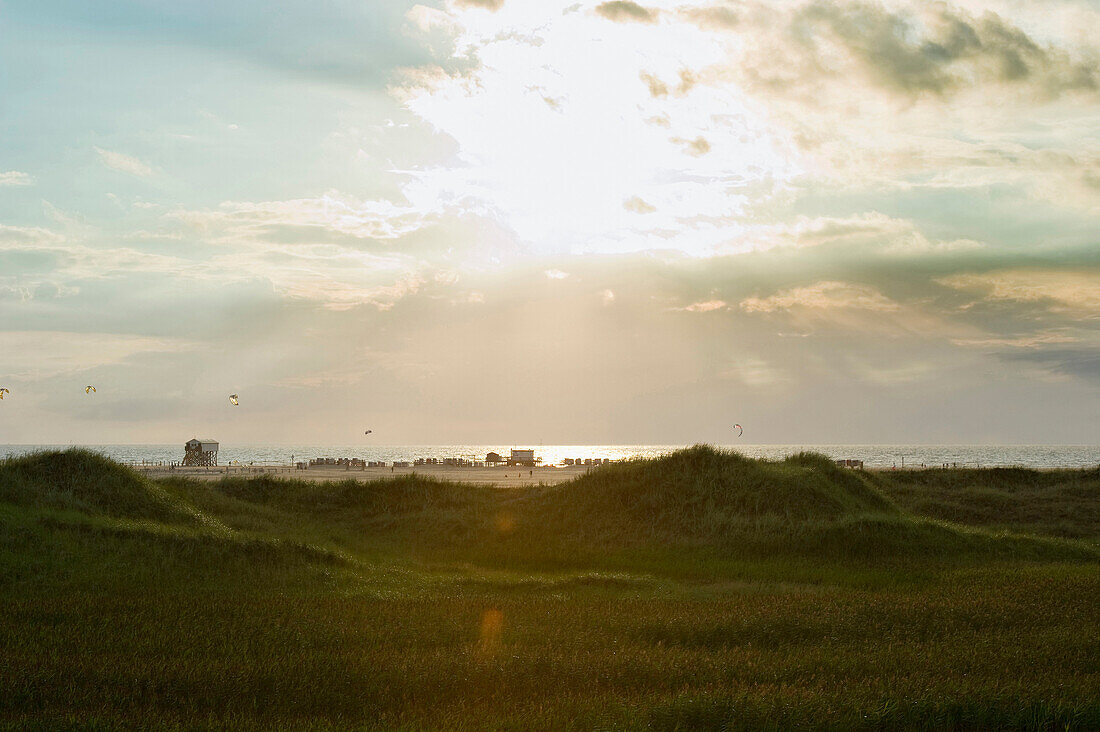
xmin=509 ymin=449 xmax=536 ymax=467
xmin=183 ymin=438 xmax=219 ymax=466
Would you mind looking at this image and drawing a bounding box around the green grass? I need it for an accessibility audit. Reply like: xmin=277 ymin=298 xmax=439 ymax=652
xmin=875 ymin=465 xmax=1100 ymax=541
xmin=1 ymin=447 xmax=1097 ymax=729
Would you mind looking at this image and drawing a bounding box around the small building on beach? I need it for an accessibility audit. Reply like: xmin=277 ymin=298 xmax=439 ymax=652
xmin=183 ymin=438 xmax=219 ymax=466
xmin=508 ymin=449 xmax=536 ymax=467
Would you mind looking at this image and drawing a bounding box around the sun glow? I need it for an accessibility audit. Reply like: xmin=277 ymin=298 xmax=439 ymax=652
xmin=399 ymin=0 xmax=801 ymax=256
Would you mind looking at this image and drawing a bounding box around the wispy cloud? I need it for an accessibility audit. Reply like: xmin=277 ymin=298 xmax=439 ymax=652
xmin=0 ymin=331 xmax=195 ymax=379
xmin=680 ymin=299 xmax=727 ymax=312
xmin=0 ymin=171 xmax=33 ymax=187
xmin=740 ymin=281 xmax=900 ymax=313
xmin=938 ymin=269 xmax=1100 ymax=314
xmin=94 ymin=147 xmax=153 ymax=177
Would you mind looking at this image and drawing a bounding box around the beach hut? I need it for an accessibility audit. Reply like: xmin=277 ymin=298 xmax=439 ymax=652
xmin=509 ymin=449 xmax=536 ymax=467
xmin=486 ymin=452 xmax=503 ymax=465
xmin=183 ymin=438 xmax=219 ymax=466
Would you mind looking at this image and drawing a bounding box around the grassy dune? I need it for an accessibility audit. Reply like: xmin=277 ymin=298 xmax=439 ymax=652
xmin=1 ymin=447 xmax=1098 ymax=729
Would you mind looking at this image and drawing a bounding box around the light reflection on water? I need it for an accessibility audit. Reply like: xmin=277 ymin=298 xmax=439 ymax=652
xmin=2 ymin=444 xmax=1098 ymax=469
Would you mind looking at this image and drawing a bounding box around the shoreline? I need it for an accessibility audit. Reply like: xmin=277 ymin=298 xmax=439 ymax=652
xmin=135 ymin=463 xmax=598 ymax=486
xmin=131 ymin=461 xmax=1093 ymax=486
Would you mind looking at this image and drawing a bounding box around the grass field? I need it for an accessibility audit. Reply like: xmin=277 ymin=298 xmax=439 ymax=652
xmin=1 ymin=446 xmax=1097 ymax=729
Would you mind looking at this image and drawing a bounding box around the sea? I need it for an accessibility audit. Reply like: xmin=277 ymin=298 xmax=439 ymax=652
xmin=2 ymin=444 xmax=1098 ymax=469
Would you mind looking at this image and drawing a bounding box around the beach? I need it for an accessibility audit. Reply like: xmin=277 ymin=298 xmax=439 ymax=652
xmin=135 ymin=463 xmax=595 ymax=486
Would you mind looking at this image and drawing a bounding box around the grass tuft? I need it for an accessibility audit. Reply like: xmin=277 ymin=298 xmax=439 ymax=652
xmin=0 ymin=449 xmax=209 ymax=526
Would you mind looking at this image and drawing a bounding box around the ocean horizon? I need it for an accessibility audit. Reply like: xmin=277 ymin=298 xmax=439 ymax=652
xmin=3 ymin=443 xmax=1098 ymax=469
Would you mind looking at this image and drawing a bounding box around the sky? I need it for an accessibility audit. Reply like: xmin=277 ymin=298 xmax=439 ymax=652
xmin=1 ymin=0 xmax=1098 ymax=445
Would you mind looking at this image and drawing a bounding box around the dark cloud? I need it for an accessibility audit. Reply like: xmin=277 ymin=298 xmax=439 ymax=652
xmin=1005 ymin=348 xmax=1100 ymax=383
xmin=783 ymin=2 xmax=1098 ymax=99
xmin=595 ymin=1 xmax=658 ymax=24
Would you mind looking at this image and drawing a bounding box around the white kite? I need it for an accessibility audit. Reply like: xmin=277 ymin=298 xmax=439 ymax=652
xmin=733 ymin=424 xmax=743 ymax=437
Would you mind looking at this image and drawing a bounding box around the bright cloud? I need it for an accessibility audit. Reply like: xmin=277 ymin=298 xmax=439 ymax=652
xmin=94 ymin=147 xmax=154 ymax=177
xmin=740 ymin=281 xmax=901 ymax=313
xmin=681 ymin=299 xmax=727 ymax=312
xmin=0 ymin=170 xmax=33 ymax=186
xmin=398 ymin=0 xmax=801 ymax=255
xmin=939 ymin=269 xmax=1100 ymax=313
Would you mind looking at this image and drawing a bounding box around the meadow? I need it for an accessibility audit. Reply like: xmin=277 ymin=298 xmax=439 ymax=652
xmin=1 ymin=447 xmax=1097 ymax=730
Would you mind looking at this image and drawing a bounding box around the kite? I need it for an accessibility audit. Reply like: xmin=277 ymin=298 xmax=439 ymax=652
xmin=85 ymin=385 xmax=96 ymax=394
xmin=229 ymin=394 xmax=239 ymax=406
xmin=0 ymin=388 xmax=8 ymax=399
xmin=364 ymin=430 xmax=373 ymax=435
xmin=733 ymin=424 xmax=743 ymax=437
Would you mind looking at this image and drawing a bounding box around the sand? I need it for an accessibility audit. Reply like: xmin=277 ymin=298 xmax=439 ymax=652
xmin=134 ymin=463 xmax=595 ymax=486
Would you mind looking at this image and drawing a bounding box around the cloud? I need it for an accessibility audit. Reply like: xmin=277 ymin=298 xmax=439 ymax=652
xmin=169 ymin=191 xmax=434 ymax=243
xmin=0 ymin=224 xmax=64 ymax=247
xmin=713 ymin=213 xmax=984 ymax=256
xmin=0 ymin=330 xmax=194 ymax=379
xmin=681 ymin=5 xmax=740 ymax=31
xmin=94 ymin=147 xmax=153 ymax=177
xmin=0 ymin=171 xmax=33 ymax=187
xmin=595 ymin=1 xmax=658 ymax=24
xmin=951 ymin=332 xmax=1079 ymax=349
xmin=719 ymin=355 xmax=787 ymax=388
xmin=740 ymin=281 xmax=900 ymax=313
xmin=738 ymin=1 xmax=1097 ymax=101
xmin=1005 ymin=347 xmax=1100 ymax=383
xmin=639 ymin=69 xmax=699 ymax=98
xmin=455 ymin=0 xmax=505 ymax=10
xmin=672 ymin=135 xmax=711 ymax=156
xmin=639 ymin=71 xmax=669 ymax=97
xmin=623 ymin=196 xmax=656 ymax=214
xmin=681 ymin=299 xmax=727 ymax=312
xmin=938 ymin=269 xmax=1100 ymax=314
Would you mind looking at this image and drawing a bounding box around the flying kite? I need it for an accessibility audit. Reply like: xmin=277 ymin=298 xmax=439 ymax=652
xmin=733 ymin=424 xmax=743 ymax=437
xmin=229 ymin=394 xmax=239 ymax=406
xmin=85 ymin=385 xmax=96 ymax=394
xmin=0 ymin=388 xmax=8 ymax=399
xmin=364 ymin=430 xmax=373 ymax=435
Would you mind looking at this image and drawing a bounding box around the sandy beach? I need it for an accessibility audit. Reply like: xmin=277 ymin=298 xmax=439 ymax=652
xmin=135 ymin=463 xmax=595 ymax=486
